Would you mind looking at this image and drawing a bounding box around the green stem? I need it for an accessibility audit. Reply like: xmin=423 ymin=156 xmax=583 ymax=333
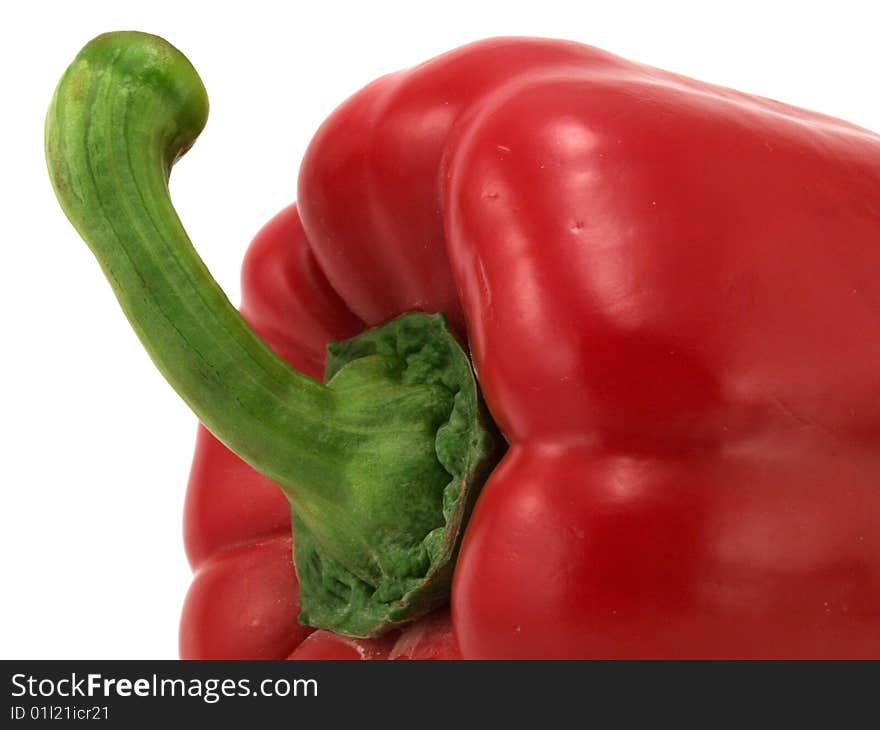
xmin=46 ymin=32 xmax=498 ymax=637
xmin=46 ymin=31 xmax=338 ymax=497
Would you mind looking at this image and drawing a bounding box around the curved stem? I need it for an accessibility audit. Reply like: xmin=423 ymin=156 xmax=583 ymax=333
xmin=46 ymin=32 xmax=341 ymax=497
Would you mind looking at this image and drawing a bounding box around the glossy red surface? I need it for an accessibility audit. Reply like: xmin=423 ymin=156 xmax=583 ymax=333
xmin=287 ymin=611 xmax=459 ymax=660
xmin=182 ymin=38 xmax=880 ymax=658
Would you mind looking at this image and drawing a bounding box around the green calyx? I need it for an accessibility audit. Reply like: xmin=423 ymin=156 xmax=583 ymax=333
xmin=296 ymin=313 xmax=495 ymax=635
xmin=46 ymin=31 xmax=498 ymax=636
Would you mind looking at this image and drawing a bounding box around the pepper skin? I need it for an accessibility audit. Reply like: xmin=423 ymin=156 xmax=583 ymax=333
xmin=256 ymin=38 xmax=880 ymax=658
xmin=48 ymin=34 xmax=880 ymax=659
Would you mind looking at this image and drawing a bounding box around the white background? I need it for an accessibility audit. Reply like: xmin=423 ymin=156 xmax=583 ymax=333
xmin=2 ymin=0 xmax=878 ymax=659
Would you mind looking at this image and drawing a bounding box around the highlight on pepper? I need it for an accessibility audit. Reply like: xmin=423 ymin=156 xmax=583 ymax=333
xmin=47 ymin=31 xmax=880 ymax=659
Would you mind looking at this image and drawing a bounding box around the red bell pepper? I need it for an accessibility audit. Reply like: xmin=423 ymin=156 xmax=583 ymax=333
xmin=47 ymin=32 xmax=880 ymax=659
